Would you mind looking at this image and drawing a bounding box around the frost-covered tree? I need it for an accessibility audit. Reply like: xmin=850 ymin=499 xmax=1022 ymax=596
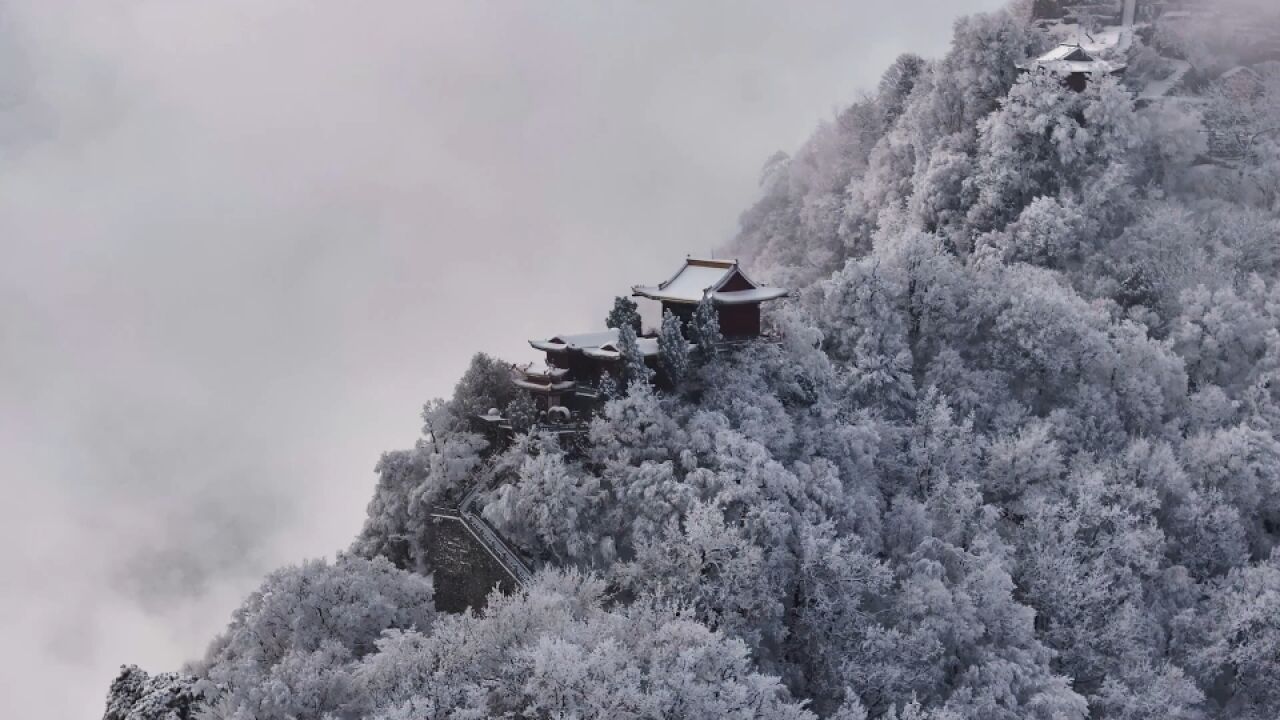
xmin=617 ymin=322 xmax=653 ymax=390
xmin=966 ymin=72 xmax=1143 ymax=236
xmin=103 ymin=666 xmax=210 ymax=720
xmin=484 ymin=445 xmax=605 ymax=563
xmin=605 ymin=295 xmax=641 ymax=333
xmin=193 ymin=555 xmax=435 ymax=720
xmin=355 ymin=570 xmax=814 ymax=719
xmin=448 ymin=352 xmax=518 ymax=432
xmin=689 ymin=295 xmax=724 ymax=357
xmin=597 ymin=370 xmax=620 ymax=400
xmin=658 ymin=308 xmax=691 ymax=386
xmin=504 ymin=390 xmax=537 ymax=433
xmin=1183 ymin=552 xmax=1280 ymax=719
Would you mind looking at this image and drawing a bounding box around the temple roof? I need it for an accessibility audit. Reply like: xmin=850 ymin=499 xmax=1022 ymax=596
xmin=530 ymin=330 xmax=621 ymax=353
xmin=1018 ymin=43 xmax=1125 ymax=75
xmin=513 ymin=362 xmax=571 ymax=380
xmin=528 ymin=330 xmax=660 ymax=361
xmin=512 ymin=363 xmax=576 ymax=393
xmin=632 ymin=257 xmax=788 ymax=305
xmin=582 ymin=337 xmax=662 ymax=361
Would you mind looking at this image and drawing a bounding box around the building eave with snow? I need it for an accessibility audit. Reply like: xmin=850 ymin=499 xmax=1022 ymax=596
xmin=1018 ymin=43 xmax=1126 ymax=91
xmin=528 ymin=330 xmax=662 ymax=364
xmin=632 ymin=257 xmax=788 ymax=338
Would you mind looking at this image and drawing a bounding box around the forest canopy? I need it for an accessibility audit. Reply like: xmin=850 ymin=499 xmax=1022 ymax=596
xmin=108 ymin=2 xmax=1280 ymax=719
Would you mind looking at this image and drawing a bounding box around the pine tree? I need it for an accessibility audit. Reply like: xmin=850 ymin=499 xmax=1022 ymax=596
xmin=618 ymin=323 xmax=653 ymax=390
xmin=689 ymin=295 xmax=723 ymax=358
xmin=597 ymin=372 xmax=619 ymax=400
xmin=605 ymin=296 xmax=642 ymax=333
xmin=505 ymin=392 xmax=538 ymax=433
xmin=658 ymin=309 xmax=691 ymax=386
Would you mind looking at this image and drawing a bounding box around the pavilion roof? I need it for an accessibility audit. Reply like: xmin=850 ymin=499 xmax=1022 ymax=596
xmin=582 ymin=337 xmax=664 ymax=361
xmin=529 ymin=330 xmax=620 ymax=353
xmin=513 ymin=362 xmax=571 ymax=380
xmin=1018 ymin=43 xmax=1126 ymax=74
xmin=528 ymin=330 xmax=661 ymax=361
xmin=632 ymin=257 xmax=788 ymax=305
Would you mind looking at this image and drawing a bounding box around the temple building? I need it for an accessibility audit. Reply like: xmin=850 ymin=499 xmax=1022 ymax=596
xmin=510 ymin=362 xmax=575 ymax=411
xmin=632 ymin=257 xmax=789 ymax=338
xmin=1018 ymin=43 xmax=1126 ymax=92
xmin=508 ymin=257 xmax=787 ymax=425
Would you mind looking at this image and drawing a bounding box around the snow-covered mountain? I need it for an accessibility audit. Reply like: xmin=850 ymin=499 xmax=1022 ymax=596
xmin=106 ymin=3 xmax=1280 ymax=718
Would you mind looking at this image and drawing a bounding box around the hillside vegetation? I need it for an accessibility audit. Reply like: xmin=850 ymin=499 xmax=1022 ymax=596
xmin=108 ymin=3 xmax=1280 ymax=719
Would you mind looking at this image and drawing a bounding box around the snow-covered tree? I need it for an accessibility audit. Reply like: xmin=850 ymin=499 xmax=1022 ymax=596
xmin=605 ymin=295 xmax=642 ymax=333
xmin=193 ymin=555 xmax=435 ymax=720
xmin=690 ymin=295 xmax=724 ymax=357
xmin=505 ymin=391 xmax=537 ymax=433
xmin=448 ymin=353 xmax=518 ymax=432
xmin=658 ymin=309 xmax=691 ymax=386
xmin=103 ymin=665 xmax=210 ymax=720
xmin=617 ymin=322 xmax=653 ymax=390
xmin=597 ymin=370 xmax=620 ymax=400
xmin=356 ymin=570 xmax=814 ymax=719
xmin=1183 ymin=553 xmax=1280 ymax=719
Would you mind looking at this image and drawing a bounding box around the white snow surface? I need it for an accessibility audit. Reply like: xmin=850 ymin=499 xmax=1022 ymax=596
xmin=712 ymin=287 xmax=791 ymax=304
xmin=583 ymin=337 xmax=662 ymax=360
xmin=634 ymin=257 xmax=787 ymax=304
xmin=530 ymin=330 xmax=621 ymax=352
xmin=635 ymin=261 xmax=738 ymax=303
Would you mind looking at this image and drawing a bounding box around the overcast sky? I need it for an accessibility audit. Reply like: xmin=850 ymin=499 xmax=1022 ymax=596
xmin=0 ymin=1 xmax=1006 ymax=716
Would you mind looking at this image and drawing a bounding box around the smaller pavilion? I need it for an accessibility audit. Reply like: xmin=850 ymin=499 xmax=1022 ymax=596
xmin=510 ymin=362 xmax=575 ymax=412
xmin=516 ymin=331 xmax=661 ymax=413
xmin=1017 ymin=43 xmax=1126 ymax=92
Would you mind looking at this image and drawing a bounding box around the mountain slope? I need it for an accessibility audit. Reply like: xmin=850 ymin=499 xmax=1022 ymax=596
xmin=108 ymin=3 xmax=1280 ymax=719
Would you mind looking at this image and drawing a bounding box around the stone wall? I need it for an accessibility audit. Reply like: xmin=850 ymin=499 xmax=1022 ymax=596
xmin=423 ymin=513 xmax=519 ymax=613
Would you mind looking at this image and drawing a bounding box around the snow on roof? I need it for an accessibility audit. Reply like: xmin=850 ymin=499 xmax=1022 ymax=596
xmin=513 ymin=362 xmax=570 ymax=380
xmin=530 ymin=330 xmax=620 ymax=353
xmin=583 ymin=337 xmax=663 ymax=361
xmin=635 ymin=258 xmax=735 ymax=303
xmin=1080 ymin=28 xmax=1130 ymax=56
xmin=1058 ymin=60 xmax=1126 ymax=73
xmin=1019 ymin=43 xmax=1126 ymax=75
xmin=1021 ymin=59 xmax=1125 ymax=75
xmin=528 ymin=330 xmax=664 ymax=359
xmin=1040 ymin=43 xmax=1093 ymax=62
xmin=632 ymin=257 xmax=788 ymax=305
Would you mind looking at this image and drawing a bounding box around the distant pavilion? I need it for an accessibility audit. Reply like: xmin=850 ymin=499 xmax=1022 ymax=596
xmin=1018 ymin=43 xmax=1126 ymax=92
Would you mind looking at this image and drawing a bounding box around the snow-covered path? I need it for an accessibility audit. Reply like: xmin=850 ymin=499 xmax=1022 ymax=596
xmin=1140 ymin=59 xmax=1192 ymax=101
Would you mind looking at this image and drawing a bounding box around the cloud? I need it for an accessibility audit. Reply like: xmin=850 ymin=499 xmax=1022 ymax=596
xmin=0 ymin=1 xmax=1007 ymax=716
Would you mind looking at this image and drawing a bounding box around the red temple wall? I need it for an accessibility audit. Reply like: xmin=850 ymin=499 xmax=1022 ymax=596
xmin=718 ymin=304 xmax=760 ymax=338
